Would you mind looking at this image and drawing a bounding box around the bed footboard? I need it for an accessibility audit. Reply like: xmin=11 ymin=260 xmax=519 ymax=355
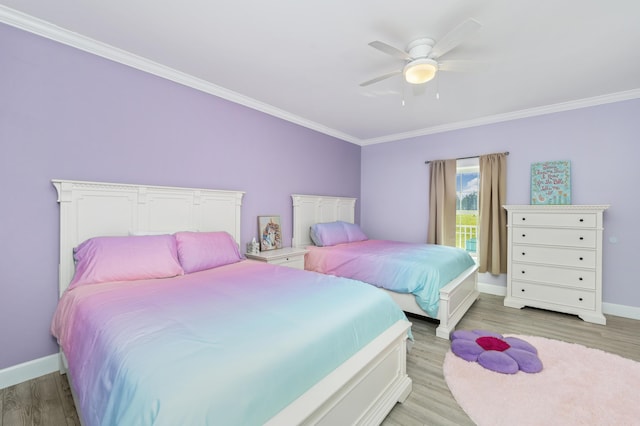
xmin=265 ymin=320 xmax=412 ymax=426
xmin=436 ymin=264 xmax=479 ymax=339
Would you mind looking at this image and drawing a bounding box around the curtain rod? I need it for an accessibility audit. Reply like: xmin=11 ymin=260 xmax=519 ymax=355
xmin=424 ymin=151 xmax=509 ymax=165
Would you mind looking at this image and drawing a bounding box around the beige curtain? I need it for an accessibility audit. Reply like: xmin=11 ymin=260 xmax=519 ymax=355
xmin=478 ymin=153 xmax=507 ymax=274
xmin=427 ymin=159 xmax=457 ymax=246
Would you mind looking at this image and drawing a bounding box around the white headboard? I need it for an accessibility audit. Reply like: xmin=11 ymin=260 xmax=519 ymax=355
xmin=53 ymin=179 xmax=244 ymax=296
xmin=291 ymin=194 xmax=356 ymax=247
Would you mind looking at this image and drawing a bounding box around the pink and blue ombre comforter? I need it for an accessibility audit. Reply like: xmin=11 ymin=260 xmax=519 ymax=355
xmin=51 ymin=260 xmax=409 ymax=426
xmin=305 ymin=240 xmax=477 ymax=317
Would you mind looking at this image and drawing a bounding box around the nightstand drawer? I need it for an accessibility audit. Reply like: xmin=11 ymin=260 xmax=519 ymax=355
xmin=270 ymin=256 xmax=305 ymax=269
xmin=512 ymin=263 xmax=595 ymax=289
xmin=512 ymin=245 xmax=596 ymax=268
xmin=512 ymin=212 xmax=596 ymax=228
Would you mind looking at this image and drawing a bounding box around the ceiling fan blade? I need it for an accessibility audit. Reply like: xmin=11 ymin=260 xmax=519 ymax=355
xmin=368 ymin=41 xmax=413 ymax=61
xmin=438 ymin=59 xmax=480 ymax=72
xmin=430 ymin=18 xmax=482 ymax=59
xmin=359 ymin=70 xmax=402 ymax=87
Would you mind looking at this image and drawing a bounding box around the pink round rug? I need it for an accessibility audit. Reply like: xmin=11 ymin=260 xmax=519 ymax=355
xmin=443 ymin=335 xmax=640 ymax=425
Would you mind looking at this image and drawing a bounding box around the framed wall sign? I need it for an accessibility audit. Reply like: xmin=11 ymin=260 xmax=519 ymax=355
xmin=531 ymin=160 xmax=571 ymax=205
xmin=258 ymin=216 xmax=282 ymax=251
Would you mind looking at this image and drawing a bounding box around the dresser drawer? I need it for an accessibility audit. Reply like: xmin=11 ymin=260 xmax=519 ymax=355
xmin=512 ymin=263 xmax=595 ymax=289
xmin=512 ymin=228 xmax=596 ymax=248
xmin=511 ymin=281 xmax=595 ymax=310
xmin=512 ymin=245 xmax=596 ymax=268
xmin=512 ymin=212 xmax=596 ymax=228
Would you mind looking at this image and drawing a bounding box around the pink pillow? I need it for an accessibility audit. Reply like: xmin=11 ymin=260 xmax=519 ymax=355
xmin=69 ymin=235 xmax=184 ymax=288
xmin=174 ymin=231 xmax=242 ymax=273
xmin=310 ymin=221 xmax=368 ymax=247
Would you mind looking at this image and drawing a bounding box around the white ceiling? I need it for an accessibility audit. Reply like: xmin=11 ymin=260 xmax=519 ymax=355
xmin=2 ymin=1 xmax=640 ymax=145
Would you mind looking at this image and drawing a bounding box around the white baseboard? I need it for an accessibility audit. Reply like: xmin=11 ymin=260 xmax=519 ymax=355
xmin=478 ymin=282 xmax=640 ymax=321
xmin=602 ymin=302 xmax=640 ymax=320
xmin=478 ymin=282 xmax=507 ymax=296
xmin=0 ymin=353 xmax=59 ymax=390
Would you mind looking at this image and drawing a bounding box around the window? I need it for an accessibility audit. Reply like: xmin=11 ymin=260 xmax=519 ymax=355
xmin=456 ymin=158 xmax=479 ymax=256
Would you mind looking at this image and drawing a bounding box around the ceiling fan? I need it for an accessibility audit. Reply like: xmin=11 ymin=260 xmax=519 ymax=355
xmin=360 ymin=18 xmax=482 ymax=87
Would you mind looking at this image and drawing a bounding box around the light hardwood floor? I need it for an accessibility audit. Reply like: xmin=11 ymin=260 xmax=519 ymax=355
xmin=2 ymin=294 xmax=639 ymax=426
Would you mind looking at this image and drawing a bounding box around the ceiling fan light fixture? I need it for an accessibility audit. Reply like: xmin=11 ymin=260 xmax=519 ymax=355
xmin=403 ymin=58 xmax=438 ymax=84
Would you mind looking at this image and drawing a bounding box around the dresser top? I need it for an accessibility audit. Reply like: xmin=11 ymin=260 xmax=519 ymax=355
xmin=503 ymin=205 xmax=609 ymax=211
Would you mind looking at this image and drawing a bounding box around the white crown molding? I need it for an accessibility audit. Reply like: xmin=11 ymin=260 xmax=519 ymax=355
xmin=0 ymin=6 xmax=359 ymax=145
xmin=2 ymin=5 xmax=639 ymax=148
xmin=360 ymin=89 xmax=640 ymax=145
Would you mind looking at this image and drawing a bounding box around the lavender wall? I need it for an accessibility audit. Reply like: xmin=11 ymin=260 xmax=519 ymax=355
xmin=361 ymin=99 xmax=640 ymax=307
xmin=0 ymin=23 xmax=360 ymax=369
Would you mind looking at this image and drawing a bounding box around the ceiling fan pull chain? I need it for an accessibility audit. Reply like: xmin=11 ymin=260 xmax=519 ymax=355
xmin=401 ymin=80 xmax=407 ymax=106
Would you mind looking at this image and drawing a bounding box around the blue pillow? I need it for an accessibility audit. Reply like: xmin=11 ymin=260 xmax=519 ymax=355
xmin=310 ymin=221 xmax=368 ymax=247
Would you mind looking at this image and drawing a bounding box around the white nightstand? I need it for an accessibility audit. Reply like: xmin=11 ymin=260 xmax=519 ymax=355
xmin=245 ymin=247 xmax=308 ymax=270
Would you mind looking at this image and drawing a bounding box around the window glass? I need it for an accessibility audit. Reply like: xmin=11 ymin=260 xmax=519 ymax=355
xmin=456 ymin=158 xmax=479 ymax=256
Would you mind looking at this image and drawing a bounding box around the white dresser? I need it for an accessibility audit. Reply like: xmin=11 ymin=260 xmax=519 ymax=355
xmin=503 ymin=205 xmax=609 ymax=324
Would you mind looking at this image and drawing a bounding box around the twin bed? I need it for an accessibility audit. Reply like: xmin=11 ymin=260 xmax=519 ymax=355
xmin=292 ymin=194 xmax=479 ymax=339
xmin=52 ymin=180 xmax=412 ymax=426
xmin=51 ymin=181 xmax=479 ymax=425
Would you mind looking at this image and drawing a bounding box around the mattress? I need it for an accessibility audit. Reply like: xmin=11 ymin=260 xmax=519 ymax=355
xmin=305 ymin=240 xmax=476 ymax=317
xmin=51 ymin=260 xmax=409 ymax=426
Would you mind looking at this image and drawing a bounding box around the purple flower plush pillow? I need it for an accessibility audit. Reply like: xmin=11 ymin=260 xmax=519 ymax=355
xmin=310 ymin=221 xmax=368 ymax=247
xmin=451 ymin=329 xmax=543 ymax=374
xmin=174 ymin=231 xmax=242 ymax=274
xmin=70 ymin=235 xmax=184 ymax=288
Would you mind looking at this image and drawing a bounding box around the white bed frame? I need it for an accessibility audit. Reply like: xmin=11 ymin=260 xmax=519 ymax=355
xmin=53 ymin=179 xmax=411 ymax=425
xmin=292 ymin=194 xmax=479 ymax=339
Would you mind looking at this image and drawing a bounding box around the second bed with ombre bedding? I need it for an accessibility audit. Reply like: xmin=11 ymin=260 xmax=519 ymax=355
xmin=305 ymin=239 xmax=477 ymax=317
xmin=292 ymin=194 xmax=480 ymax=339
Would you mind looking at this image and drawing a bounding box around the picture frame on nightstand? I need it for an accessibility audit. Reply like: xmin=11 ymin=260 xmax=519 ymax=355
xmin=258 ymin=215 xmax=282 ymax=251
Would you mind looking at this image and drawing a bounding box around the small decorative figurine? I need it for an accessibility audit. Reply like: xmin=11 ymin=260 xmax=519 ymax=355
xmin=247 ymin=237 xmax=259 ymax=254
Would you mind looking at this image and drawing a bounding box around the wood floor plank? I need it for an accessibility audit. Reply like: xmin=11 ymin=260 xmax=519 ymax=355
xmin=53 ymin=374 xmax=79 ymax=426
xmin=2 ymin=294 xmax=638 ymax=425
xmin=2 ymin=374 xmax=70 ymax=426
xmin=1 ymin=385 xmax=4 ymax=426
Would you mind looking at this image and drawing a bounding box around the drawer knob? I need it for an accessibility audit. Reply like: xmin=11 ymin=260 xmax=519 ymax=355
xmin=521 ymin=270 xmax=526 ymax=274
xmin=521 ymin=289 xmax=525 ymax=292
xmin=578 ymin=277 xmax=583 ymax=281
xmin=579 ymin=237 xmax=584 ymax=240
xmin=522 ymin=252 xmax=526 ymax=256
xmin=579 ymin=257 xmax=584 ymax=261
xmin=522 ymin=217 xmax=526 ymax=221
xmin=579 ymin=218 xmax=584 ymax=222
xmin=579 ymin=297 xmax=583 ymax=301
xmin=522 ymin=234 xmax=526 ymax=238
